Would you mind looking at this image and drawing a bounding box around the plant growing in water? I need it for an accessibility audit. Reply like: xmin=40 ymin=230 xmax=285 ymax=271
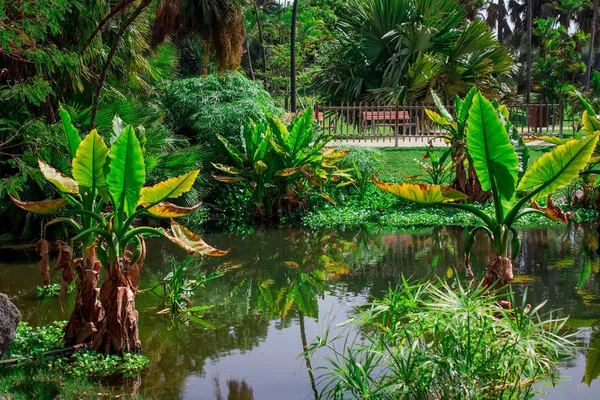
xmin=11 ymin=110 xmax=229 ymax=354
xmin=151 ymin=256 xmax=223 ymax=322
xmin=375 ymin=91 xmax=599 ymax=286
xmin=306 ymin=279 xmax=574 ymax=399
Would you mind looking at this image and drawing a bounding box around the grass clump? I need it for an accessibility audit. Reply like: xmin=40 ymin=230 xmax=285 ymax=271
xmin=308 ymin=280 xmax=574 ymax=399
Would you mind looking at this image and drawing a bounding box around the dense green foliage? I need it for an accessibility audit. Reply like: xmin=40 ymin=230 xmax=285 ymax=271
xmin=162 ymin=73 xmax=281 ymax=151
xmin=308 ymin=279 xmax=574 ymax=399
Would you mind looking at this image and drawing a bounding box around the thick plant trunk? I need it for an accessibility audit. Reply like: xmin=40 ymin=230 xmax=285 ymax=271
xmin=64 ymin=245 xmax=104 ymax=346
xmin=92 ymin=254 xmax=144 ymax=354
xmin=202 ymin=40 xmax=211 ymax=76
xmin=90 ymin=0 xmax=152 ymax=128
xmin=290 ymin=0 xmax=298 ymax=113
xmin=483 ymin=256 xmax=514 ymax=290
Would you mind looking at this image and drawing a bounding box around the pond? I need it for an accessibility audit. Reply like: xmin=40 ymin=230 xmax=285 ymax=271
xmin=1 ymin=224 xmax=600 ymax=399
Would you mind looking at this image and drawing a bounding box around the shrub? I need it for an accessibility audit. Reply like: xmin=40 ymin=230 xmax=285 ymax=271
xmin=308 ymin=280 xmax=574 ymax=399
xmin=162 ymin=72 xmax=282 ymax=154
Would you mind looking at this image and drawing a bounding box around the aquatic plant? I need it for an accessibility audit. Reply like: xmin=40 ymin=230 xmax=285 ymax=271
xmin=11 ymin=110 xmax=229 ymax=354
xmin=151 ymin=256 xmax=223 ymax=320
xmin=375 ymin=91 xmax=599 ymax=287
xmin=307 ymin=279 xmax=574 ymax=399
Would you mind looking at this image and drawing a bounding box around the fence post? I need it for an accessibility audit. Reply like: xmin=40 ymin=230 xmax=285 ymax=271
xmin=394 ymin=102 xmax=399 ymax=147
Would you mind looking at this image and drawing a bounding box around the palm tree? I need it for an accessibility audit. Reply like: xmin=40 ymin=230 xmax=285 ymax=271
xmin=152 ymin=0 xmax=246 ymax=74
xmin=314 ymin=0 xmax=512 ymax=104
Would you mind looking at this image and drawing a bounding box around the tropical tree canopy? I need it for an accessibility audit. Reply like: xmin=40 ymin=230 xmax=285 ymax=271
xmin=313 ymin=0 xmax=513 ymax=104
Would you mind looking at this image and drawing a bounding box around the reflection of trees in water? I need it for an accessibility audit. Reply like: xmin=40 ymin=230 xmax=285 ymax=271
xmin=214 ymin=376 xmax=254 ymax=400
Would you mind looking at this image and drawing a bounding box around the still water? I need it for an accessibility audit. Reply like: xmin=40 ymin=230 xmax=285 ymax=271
xmin=1 ymin=224 xmax=600 ymax=399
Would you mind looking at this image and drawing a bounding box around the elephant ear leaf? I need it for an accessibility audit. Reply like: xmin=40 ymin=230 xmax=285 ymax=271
xmin=467 ymin=92 xmax=519 ymax=205
xmin=72 ymin=129 xmax=108 ymax=194
xmin=107 ymin=125 xmax=145 ymax=218
xmin=139 ymin=169 xmax=200 ymax=205
xmin=59 ymin=107 xmax=81 ymax=158
xmin=165 ymin=220 xmax=230 ymax=256
xmin=38 ymin=160 xmax=79 ymax=194
xmin=517 ymin=133 xmax=600 ymax=200
xmin=11 ymin=196 xmax=67 ymax=214
xmin=373 ymin=178 xmax=468 ymax=204
xmin=582 ymin=111 xmax=600 ymax=136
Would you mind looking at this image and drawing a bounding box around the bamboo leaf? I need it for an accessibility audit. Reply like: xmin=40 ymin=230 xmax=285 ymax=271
xmin=38 ymin=160 xmax=78 ymax=194
xmin=139 ymin=169 xmax=199 ymax=204
xmin=373 ymin=178 xmax=468 ymax=204
xmin=467 ymin=92 xmax=519 ymax=205
xmin=59 ymin=107 xmax=81 ymax=158
xmin=517 ymin=133 xmax=600 ymax=200
xmin=72 ymin=129 xmax=108 ymax=194
xmin=165 ymin=220 xmax=230 ymax=256
xmin=107 ymin=125 xmax=146 ymax=218
xmin=11 ymin=196 xmax=67 ymax=214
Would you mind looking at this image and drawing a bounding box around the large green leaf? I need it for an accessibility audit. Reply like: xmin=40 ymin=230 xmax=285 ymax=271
xmin=517 ymin=133 xmax=600 ymax=200
xmin=216 ymin=134 xmax=245 ymax=166
xmin=467 ymin=92 xmax=519 ymax=205
xmin=59 ymin=108 xmax=81 ymax=158
xmin=107 ymin=125 xmax=146 ymax=218
xmin=72 ymin=129 xmax=108 ymax=194
xmin=582 ymin=111 xmax=600 ymax=136
xmin=139 ymin=169 xmax=199 ymax=204
xmin=38 ymin=160 xmax=78 ymax=194
xmin=373 ymin=178 xmax=468 ymax=204
xmin=287 ymin=107 xmax=313 ymax=157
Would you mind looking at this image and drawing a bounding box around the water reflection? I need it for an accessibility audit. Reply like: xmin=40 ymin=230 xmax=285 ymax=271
xmin=2 ymin=224 xmax=600 ymax=399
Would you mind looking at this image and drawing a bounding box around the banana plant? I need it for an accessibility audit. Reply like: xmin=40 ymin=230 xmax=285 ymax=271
xmin=11 ymin=110 xmax=228 ymax=354
xmin=375 ymin=91 xmax=599 ymax=287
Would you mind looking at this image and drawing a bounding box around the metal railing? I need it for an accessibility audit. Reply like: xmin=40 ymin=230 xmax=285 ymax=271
xmin=314 ymin=102 xmax=563 ymax=146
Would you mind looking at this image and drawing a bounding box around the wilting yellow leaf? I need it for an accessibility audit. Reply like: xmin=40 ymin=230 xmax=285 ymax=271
xmin=11 ymin=196 xmax=67 ymax=214
xmin=38 ymin=160 xmax=78 ymax=194
xmin=213 ymin=175 xmax=245 ymax=183
xmin=165 ymin=220 xmax=230 ymax=256
xmin=144 ymin=202 xmax=202 ymax=218
xmin=530 ymin=195 xmax=573 ymax=223
xmin=373 ymin=178 xmax=467 ymax=204
xmin=282 ymin=261 xmax=300 ymax=269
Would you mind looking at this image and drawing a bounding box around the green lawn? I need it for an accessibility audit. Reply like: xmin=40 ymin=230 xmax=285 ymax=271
xmin=377 ymin=146 xmax=552 ymax=181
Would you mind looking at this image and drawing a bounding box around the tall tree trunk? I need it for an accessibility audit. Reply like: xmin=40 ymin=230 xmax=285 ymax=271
xmin=585 ymin=0 xmax=599 ymax=91
xmin=247 ymin=41 xmax=255 ymax=80
xmin=202 ymin=40 xmax=211 ymax=76
xmin=253 ymin=3 xmax=267 ymax=74
xmin=497 ymin=0 xmax=503 ymax=44
xmin=90 ymin=0 xmax=152 ymax=129
xmin=526 ymin=0 xmax=533 ymax=104
xmin=290 ymin=0 xmax=298 ymax=113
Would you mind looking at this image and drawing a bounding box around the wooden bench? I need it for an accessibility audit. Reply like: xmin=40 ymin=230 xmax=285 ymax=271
xmin=284 ymin=111 xmax=337 ymax=133
xmin=360 ymin=110 xmax=418 ymax=135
